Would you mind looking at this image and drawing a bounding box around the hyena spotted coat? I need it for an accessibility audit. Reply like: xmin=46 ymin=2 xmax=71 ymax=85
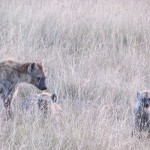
xmin=0 ymin=59 xmax=47 ymax=119
xmin=133 ymin=91 xmax=150 ymax=137
xmin=20 ymin=92 xmax=63 ymax=119
xmin=37 ymin=92 xmax=62 ymax=120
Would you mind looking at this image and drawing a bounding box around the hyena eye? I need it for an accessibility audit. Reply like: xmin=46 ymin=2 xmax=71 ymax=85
xmin=39 ymin=99 xmax=43 ymax=102
xmin=37 ymin=77 xmax=41 ymax=81
xmin=142 ymin=99 xmax=145 ymax=102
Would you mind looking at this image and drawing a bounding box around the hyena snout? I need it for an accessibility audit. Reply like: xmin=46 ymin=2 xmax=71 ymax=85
xmin=38 ymin=78 xmax=47 ymax=91
xmin=28 ymin=63 xmax=47 ymax=91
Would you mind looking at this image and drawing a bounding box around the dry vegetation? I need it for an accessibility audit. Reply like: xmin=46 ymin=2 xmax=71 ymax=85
xmin=0 ymin=0 xmax=150 ymax=149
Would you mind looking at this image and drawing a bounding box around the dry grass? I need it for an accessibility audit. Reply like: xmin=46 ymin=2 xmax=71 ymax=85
xmin=0 ymin=0 xmax=150 ymax=149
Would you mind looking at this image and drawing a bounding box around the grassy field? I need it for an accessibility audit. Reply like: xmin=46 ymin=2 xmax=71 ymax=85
xmin=0 ymin=0 xmax=150 ymax=149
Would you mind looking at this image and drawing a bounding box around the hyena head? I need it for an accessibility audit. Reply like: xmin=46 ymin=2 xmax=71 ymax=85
xmin=27 ymin=63 xmax=47 ymax=91
xmin=37 ymin=92 xmax=57 ymax=112
xmin=137 ymin=91 xmax=150 ymax=110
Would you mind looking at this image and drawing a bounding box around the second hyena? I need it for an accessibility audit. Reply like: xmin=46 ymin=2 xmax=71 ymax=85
xmin=37 ymin=92 xmax=62 ymax=119
xmin=19 ymin=93 xmax=58 ymax=115
xmin=133 ymin=91 xmax=150 ymax=137
xmin=0 ymin=59 xmax=47 ymax=119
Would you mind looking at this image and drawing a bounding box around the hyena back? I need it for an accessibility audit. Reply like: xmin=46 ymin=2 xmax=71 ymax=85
xmin=133 ymin=91 xmax=150 ymax=136
xmin=0 ymin=59 xmax=47 ymax=119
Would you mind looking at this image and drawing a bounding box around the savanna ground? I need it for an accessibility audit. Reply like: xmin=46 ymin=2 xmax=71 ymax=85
xmin=0 ymin=0 xmax=150 ymax=149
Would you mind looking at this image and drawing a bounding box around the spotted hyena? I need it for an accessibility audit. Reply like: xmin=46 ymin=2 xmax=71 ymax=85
xmin=133 ymin=91 xmax=150 ymax=137
xmin=37 ymin=92 xmax=62 ymax=120
xmin=0 ymin=59 xmax=47 ymax=119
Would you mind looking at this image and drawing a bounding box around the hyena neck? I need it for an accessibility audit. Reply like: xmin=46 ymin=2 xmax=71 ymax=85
xmin=17 ymin=63 xmax=32 ymax=83
xmin=19 ymin=73 xmax=31 ymax=83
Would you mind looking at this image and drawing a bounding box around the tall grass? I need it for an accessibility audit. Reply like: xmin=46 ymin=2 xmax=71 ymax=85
xmin=0 ymin=0 xmax=150 ymax=149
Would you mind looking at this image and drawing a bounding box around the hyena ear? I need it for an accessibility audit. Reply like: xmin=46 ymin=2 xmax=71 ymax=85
xmin=28 ymin=63 xmax=36 ymax=74
xmin=51 ymin=93 xmax=57 ymax=103
xmin=137 ymin=91 xmax=141 ymax=100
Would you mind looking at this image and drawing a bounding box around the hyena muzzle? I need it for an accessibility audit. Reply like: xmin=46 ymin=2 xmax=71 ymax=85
xmin=133 ymin=91 xmax=150 ymax=137
xmin=0 ymin=60 xmax=47 ymax=119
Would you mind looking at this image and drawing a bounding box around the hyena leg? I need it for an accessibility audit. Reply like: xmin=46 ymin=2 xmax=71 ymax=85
xmin=132 ymin=114 xmax=143 ymax=138
xmin=3 ymin=87 xmax=16 ymax=119
xmin=3 ymin=94 xmax=13 ymax=119
xmin=147 ymin=123 xmax=150 ymax=138
xmin=4 ymin=98 xmax=12 ymax=119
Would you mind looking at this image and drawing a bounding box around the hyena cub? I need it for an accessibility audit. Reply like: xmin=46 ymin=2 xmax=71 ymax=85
xmin=0 ymin=60 xmax=47 ymax=119
xmin=133 ymin=91 xmax=150 ymax=137
xmin=37 ymin=92 xmax=62 ymax=120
